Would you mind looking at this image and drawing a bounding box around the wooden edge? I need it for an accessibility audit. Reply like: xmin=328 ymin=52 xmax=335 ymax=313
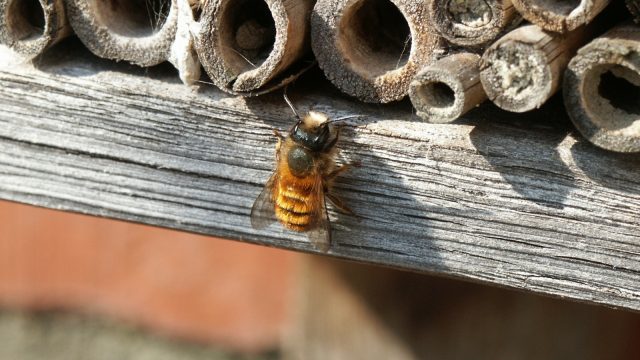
xmin=0 ymin=43 xmax=639 ymax=311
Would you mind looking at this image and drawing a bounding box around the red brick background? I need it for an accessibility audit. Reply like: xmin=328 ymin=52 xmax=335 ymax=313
xmin=0 ymin=200 xmax=298 ymax=352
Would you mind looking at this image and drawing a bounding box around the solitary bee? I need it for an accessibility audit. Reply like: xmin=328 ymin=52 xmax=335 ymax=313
xmin=250 ymin=95 xmax=359 ymax=252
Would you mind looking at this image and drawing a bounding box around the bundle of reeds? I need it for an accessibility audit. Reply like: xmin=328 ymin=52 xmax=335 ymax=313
xmin=0 ymin=0 xmax=637 ymax=153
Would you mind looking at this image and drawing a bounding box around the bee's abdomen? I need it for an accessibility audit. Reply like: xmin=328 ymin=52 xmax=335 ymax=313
xmin=274 ymin=182 xmax=316 ymax=232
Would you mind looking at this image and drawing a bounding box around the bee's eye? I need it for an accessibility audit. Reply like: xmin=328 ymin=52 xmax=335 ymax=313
xmin=293 ymin=124 xmax=303 ymax=138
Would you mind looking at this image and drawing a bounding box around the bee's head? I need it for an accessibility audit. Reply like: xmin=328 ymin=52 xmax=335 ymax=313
xmin=289 ymin=111 xmax=332 ymax=151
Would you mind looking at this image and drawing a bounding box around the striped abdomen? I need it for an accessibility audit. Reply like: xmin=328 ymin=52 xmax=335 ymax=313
xmin=274 ymin=175 xmax=319 ymax=232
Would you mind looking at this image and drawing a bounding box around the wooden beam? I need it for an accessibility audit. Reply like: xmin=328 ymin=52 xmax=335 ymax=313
xmin=0 ymin=43 xmax=639 ymax=311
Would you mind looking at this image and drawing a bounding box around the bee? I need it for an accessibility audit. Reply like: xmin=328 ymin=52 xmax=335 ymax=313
xmin=250 ymin=95 xmax=359 ymax=252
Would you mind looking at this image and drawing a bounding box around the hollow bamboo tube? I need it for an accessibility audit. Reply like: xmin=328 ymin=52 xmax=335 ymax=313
xmin=628 ymin=0 xmax=640 ymax=24
xmin=429 ymin=0 xmax=519 ymax=47
xmin=511 ymin=0 xmax=610 ymax=33
xmin=65 ymin=0 xmax=178 ymax=67
xmin=195 ymin=0 xmax=314 ymax=94
xmin=479 ymin=24 xmax=591 ymax=113
xmin=0 ymin=0 xmax=71 ymax=59
xmin=409 ymin=53 xmax=486 ymax=123
xmin=311 ymin=0 xmax=441 ymax=103
xmin=563 ymin=23 xmax=640 ymax=153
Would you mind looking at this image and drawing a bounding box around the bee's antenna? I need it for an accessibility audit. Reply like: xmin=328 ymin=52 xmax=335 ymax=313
xmin=328 ymin=115 xmax=364 ymax=124
xmin=283 ymin=86 xmax=301 ymax=121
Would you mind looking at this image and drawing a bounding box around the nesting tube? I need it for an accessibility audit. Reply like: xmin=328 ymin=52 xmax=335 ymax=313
xmin=479 ymin=24 xmax=592 ymax=113
xmin=196 ymin=0 xmax=314 ymax=94
xmin=409 ymin=53 xmax=486 ymax=123
xmin=65 ymin=0 xmax=178 ymax=67
xmin=511 ymin=0 xmax=610 ymax=33
xmin=429 ymin=0 xmax=519 ymax=47
xmin=563 ymin=24 xmax=640 ymax=153
xmin=0 ymin=0 xmax=70 ymax=59
xmin=312 ymin=0 xmax=441 ymax=103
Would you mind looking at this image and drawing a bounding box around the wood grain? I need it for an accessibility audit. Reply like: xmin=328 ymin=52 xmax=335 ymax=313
xmin=0 ymin=43 xmax=639 ymax=311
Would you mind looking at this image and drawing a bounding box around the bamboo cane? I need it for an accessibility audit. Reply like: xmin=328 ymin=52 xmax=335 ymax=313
xmin=409 ymin=53 xmax=486 ymax=123
xmin=0 ymin=0 xmax=71 ymax=59
xmin=311 ymin=0 xmax=441 ymax=103
xmin=195 ymin=0 xmax=314 ymax=95
xmin=564 ymin=23 xmax=640 ymax=152
xmin=511 ymin=0 xmax=610 ymax=33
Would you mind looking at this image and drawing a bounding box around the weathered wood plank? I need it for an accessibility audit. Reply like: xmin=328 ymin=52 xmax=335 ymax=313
xmin=0 ymin=42 xmax=639 ymax=311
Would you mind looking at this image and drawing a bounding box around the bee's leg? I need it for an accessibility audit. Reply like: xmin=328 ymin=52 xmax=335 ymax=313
xmin=325 ymin=161 xmax=360 ymax=182
xmin=273 ymin=129 xmax=283 ymax=160
xmin=326 ymin=193 xmax=355 ymax=216
xmin=273 ymin=129 xmax=284 ymax=139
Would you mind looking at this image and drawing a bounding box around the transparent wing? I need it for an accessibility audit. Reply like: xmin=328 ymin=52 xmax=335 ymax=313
xmin=307 ymin=193 xmax=331 ymax=252
xmin=250 ymin=173 xmax=278 ymax=229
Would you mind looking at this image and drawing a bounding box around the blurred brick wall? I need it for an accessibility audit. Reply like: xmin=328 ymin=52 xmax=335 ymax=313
xmin=0 ymin=200 xmax=299 ymax=353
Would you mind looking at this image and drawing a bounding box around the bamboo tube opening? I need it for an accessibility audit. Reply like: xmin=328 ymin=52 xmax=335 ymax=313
xmin=1 ymin=0 xmax=70 ymax=59
xmin=197 ymin=0 xmax=313 ymax=94
xmin=338 ymin=0 xmax=412 ymax=76
xmin=66 ymin=0 xmax=177 ymax=67
xmin=585 ymin=65 xmax=640 ymax=131
xmin=92 ymin=0 xmax=171 ymax=37
xmin=564 ymin=24 xmax=640 ymax=152
xmin=409 ymin=53 xmax=486 ymax=123
xmin=416 ymin=82 xmax=456 ymax=109
xmin=218 ymin=0 xmax=276 ymax=74
xmin=430 ymin=0 xmax=518 ymax=46
xmin=5 ymin=0 xmax=45 ymax=42
xmin=598 ymin=69 xmax=640 ymax=117
xmin=313 ymin=0 xmax=437 ymax=103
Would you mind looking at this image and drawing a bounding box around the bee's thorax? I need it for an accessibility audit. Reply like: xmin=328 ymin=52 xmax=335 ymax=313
xmin=287 ymin=146 xmax=314 ymax=177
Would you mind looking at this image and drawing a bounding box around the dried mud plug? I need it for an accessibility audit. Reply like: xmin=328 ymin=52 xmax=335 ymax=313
xmin=196 ymin=0 xmax=315 ymax=95
xmin=65 ymin=0 xmax=178 ymax=67
xmin=480 ymin=24 xmax=593 ymax=113
xmin=511 ymin=0 xmax=610 ymax=33
xmin=0 ymin=0 xmax=71 ymax=59
xmin=311 ymin=0 xmax=441 ymax=103
xmin=564 ymin=23 xmax=640 ymax=153
xmin=429 ymin=0 xmax=520 ymax=47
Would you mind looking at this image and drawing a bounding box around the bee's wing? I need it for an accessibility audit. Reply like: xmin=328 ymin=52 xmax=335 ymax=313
xmin=307 ymin=192 xmax=331 ymax=252
xmin=250 ymin=173 xmax=278 ymax=229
